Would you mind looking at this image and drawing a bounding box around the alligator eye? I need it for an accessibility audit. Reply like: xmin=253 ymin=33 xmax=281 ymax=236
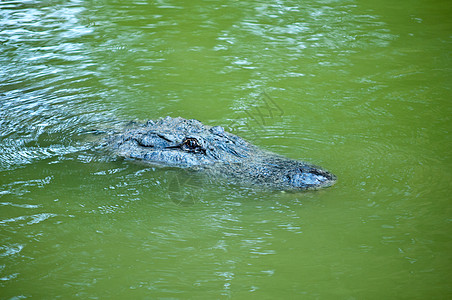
xmin=180 ymin=138 xmax=206 ymax=154
xmin=182 ymin=138 xmax=200 ymax=149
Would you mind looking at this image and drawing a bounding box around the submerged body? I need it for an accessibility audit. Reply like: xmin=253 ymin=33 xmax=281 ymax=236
xmin=104 ymin=117 xmax=336 ymax=191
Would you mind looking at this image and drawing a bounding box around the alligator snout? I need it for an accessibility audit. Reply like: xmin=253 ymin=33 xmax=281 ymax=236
xmin=287 ymin=166 xmax=336 ymax=189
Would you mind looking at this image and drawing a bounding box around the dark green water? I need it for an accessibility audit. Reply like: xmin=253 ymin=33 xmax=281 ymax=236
xmin=1 ymin=0 xmax=451 ymax=298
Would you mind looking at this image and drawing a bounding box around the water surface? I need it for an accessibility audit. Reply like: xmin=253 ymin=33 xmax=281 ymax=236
xmin=1 ymin=0 xmax=451 ymax=298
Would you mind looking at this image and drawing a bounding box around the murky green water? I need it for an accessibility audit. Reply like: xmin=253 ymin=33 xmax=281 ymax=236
xmin=1 ymin=0 xmax=451 ymax=298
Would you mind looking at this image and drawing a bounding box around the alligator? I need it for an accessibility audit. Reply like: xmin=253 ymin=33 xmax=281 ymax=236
xmin=103 ymin=116 xmax=336 ymax=191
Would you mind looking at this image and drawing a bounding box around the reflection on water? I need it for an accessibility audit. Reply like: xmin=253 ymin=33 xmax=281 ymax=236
xmin=1 ymin=0 xmax=451 ymax=298
xmin=0 ymin=2 xmax=115 ymax=171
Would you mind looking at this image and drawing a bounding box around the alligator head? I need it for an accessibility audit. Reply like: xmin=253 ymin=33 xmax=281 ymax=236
xmin=105 ymin=116 xmax=336 ymax=190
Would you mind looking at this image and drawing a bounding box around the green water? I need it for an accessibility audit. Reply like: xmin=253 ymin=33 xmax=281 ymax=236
xmin=1 ymin=0 xmax=451 ymax=298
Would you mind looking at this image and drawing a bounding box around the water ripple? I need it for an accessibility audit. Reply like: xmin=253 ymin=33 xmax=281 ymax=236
xmin=0 ymin=1 xmax=120 ymax=171
xmin=0 ymin=213 xmax=58 ymax=226
xmin=0 ymin=244 xmax=24 ymax=257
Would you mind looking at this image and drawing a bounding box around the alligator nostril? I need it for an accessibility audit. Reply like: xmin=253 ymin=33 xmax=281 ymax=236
xmin=291 ymin=173 xmax=327 ymax=186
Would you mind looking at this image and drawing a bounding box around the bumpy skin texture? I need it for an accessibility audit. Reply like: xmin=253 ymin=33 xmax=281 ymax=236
xmin=104 ymin=116 xmax=336 ymax=190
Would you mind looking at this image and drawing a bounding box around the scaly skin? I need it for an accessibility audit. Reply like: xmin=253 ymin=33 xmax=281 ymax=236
xmin=104 ymin=116 xmax=336 ymax=191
